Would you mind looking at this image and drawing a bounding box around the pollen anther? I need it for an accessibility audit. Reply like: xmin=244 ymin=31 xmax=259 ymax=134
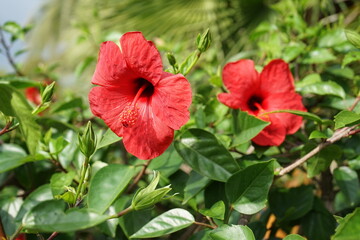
xmin=119 ymin=104 xmax=139 ymax=128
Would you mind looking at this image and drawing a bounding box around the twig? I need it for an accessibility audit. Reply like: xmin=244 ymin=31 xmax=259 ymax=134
xmin=0 ymin=28 xmax=24 ymax=76
xmin=0 ymin=121 xmax=12 ymax=136
xmin=193 ymin=221 xmax=216 ymax=229
xmin=9 ymin=225 xmax=23 ymax=240
xmin=349 ymin=95 xmax=360 ymax=111
xmin=47 ymin=232 xmax=58 ymax=240
xmin=127 ymin=159 xmax=152 ymax=192
xmin=278 ymin=126 xmax=357 ymax=176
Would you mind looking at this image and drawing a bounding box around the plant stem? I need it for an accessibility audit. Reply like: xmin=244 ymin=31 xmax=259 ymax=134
xmin=108 ymin=206 xmax=133 ymax=219
xmin=0 ymin=216 xmax=6 ymax=240
xmin=9 ymin=225 xmax=22 ymax=240
xmin=75 ymin=157 xmax=90 ymax=203
xmin=47 ymin=232 xmax=58 ymax=240
xmin=278 ymin=125 xmax=357 ymax=176
xmin=0 ymin=28 xmax=24 ymax=76
xmin=127 ymin=159 xmax=152 ymax=193
xmin=193 ymin=221 xmax=216 ymax=229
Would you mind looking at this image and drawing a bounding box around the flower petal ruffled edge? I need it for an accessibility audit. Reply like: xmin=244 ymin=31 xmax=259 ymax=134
xmin=120 ymin=32 xmax=163 ymax=85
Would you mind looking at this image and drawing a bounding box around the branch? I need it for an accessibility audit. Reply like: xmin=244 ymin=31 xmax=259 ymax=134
xmin=278 ymin=126 xmax=357 ymax=176
xmin=193 ymin=221 xmax=216 ymax=229
xmin=0 ymin=28 xmax=24 ymax=76
xmin=127 ymin=159 xmax=152 ymax=193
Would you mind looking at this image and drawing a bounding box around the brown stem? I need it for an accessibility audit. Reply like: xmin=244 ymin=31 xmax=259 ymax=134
xmin=117 ymin=206 xmax=133 ymax=218
xmin=127 ymin=159 xmax=152 ymax=192
xmin=278 ymin=126 xmax=357 ymax=176
xmin=193 ymin=221 xmax=216 ymax=229
xmin=0 ymin=121 xmax=13 ymax=136
xmin=47 ymin=232 xmax=58 ymax=240
xmin=0 ymin=28 xmax=24 ymax=76
xmin=349 ymin=95 xmax=360 ymax=111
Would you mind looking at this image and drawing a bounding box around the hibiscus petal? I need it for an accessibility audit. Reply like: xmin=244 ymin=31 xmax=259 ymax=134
xmin=222 ymin=59 xmax=259 ymax=100
xmin=89 ymin=87 xmax=135 ymax=136
xmin=122 ymin=102 xmax=174 ymax=160
xmin=252 ymin=115 xmax=286 ymax=146
xmin=120 ymin=32 xmax=163 ymax=85
xmin=259 ymin=59 xmax=295 ymax=94
xmin=217 ymin=93 xmax=248 ymax=110
xmin=152 ymin=74 xmax=192 ymax=130
xmin=261 ymin=92 xmax=306 ymax=134
xmin=92 ymin=41 xmax=137 ymax=87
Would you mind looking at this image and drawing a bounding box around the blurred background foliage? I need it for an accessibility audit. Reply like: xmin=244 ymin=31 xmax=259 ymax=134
xmin=21 ymin=0 xmax=360 ymax=93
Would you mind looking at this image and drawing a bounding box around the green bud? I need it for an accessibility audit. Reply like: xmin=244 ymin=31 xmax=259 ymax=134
xmin=131 ymin=171 xmax=173 ymax=211
xmin=41 ymin=81 xmax=56 ymax=103
xmin=166 ymin=52 xmax=177 ymax=66
xmin=196 ymin=28 xmax=211 ymax=52
xmin=78 ymin=121 xmax=97 ymax=158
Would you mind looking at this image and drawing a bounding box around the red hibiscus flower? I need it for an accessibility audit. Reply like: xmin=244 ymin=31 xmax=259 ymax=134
xmin=25 ymin=87 xmax=42 ymax=105
xmin=218 ymin=59 xmax=306 ymax=146
xmin=89 ymin=32 xmax=192 ymax=160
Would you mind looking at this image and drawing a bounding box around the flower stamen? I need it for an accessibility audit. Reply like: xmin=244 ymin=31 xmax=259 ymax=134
xmin=119 ymin=83 xmax=150 ymax=128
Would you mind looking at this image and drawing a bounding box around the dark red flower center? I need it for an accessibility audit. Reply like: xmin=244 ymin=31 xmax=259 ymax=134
xmin=247 ymin=95 xmax=263 ymax=112
xmin=119 ymin=79 xmax=153 ymax=128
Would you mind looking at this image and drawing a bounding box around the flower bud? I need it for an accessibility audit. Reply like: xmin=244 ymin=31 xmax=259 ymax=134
xmin=41 ymin=81 xmax=55 ymax=103
xmin=166 ymin=52 xmax=177 ymax=66
xmin=78 ymin=121 xmax=97 ymax=158
xmin=196 ymin=28 xmax=211 ymax=53
xmin=131 ymin=171 xmax=172 ymax=211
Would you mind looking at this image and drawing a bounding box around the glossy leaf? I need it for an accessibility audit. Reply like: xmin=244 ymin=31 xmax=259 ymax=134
xmin=232 ymin=110 xmax=270 ymax=145
xmin=332 ymin=207 xmax=360 ymax=240
xmin=199 ymin=201 xmax=225 ymax=220
xmin=97 ymin=128 xmax=122 ymax=149
xmin=0 ymin=84 xmax=41 ymax=155
xmin=334 ymin=110 xmax=360 ymax=129
xmin=297 ymin=81 xmax=346 ymax=99
xmin=50 ymin=172 xmax=75 ymax=197
xmin=209 ymin=225 xmax=255 ymax=240
xmin=226 ymin=160 xmax=274 ymax=214
xmin=266 ymin=109 xmax=326 ymax=125
xmin=307 ymin=145 xmax=342 ymax=178
xmin=333 ymin=166 xmax=360 ymax=206
xmin=302 ymin=49 xmax=336 ymax=64
xmin=301 ymin=198 xmax=336 ymax=240
xmin=148 ymin=144 xmax=183 ymax=178
xmin=87 ymin=164 xmax=135 ymax=214
xmin=15 ymin=184 xmax=53 ymax=222
xmin=269 ymin=185 xmax=314 ymax=222
xmin=342 ymin=51 xmax=360 ymax=67
xmin=175 ymin=129 xmax=240 ymax=182
xmin=22 ymin=200 xmax=109 ymax=232
xmin=130 ymin=208 xmax=195 ymax=238
xmin=309 ymin=130 xmax=328 ymax=139
xmin=183 ymin=171 xmax=211 ymax=204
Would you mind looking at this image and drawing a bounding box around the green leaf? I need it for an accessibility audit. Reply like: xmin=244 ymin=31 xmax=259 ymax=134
xmin=199 ymin=201 xmax=225 ymax=220
xmin=75 ymin=56 xmax=95 ymax=77
xmin=97 ymin=128 xmax=122 ymax=149
xmin=342 ymin=51 xmax=360 ymax=67
xmin=269 ymin=185 xmax=314 ymax=222
xmin=0 ymin=144 xmax=44 ymax=173
xmin=179 ymin=51 xmax=200 ymax=75
xmin=334 ymin=110 xmax=360 ymax=129
xmin=15 ymin=184 xmax=53 ymax=222
xmin=333 ymin=166 xmax=360 ymax=206
xmin=297 ymin=81 xmax=346 ymax=99
xmin=265 ymin=109 xmax=327 ymax=125
xmin=183 ymin=171 xmax=211 ymax=204
xmin=307 ymin=145 xmax=342 ymax=178
xmin=50 ymin=97 xmax=83 ymax=113
xmin=148 ymin=144 xmax=183 ymax=178
xmin=209 ymin=225 xmax=255 ymax=240
xmin=87 ymin=164 xmax=135 ymax=214
xmin=283 ymin=234 xmax=306 ymax=240
xmin=0 ymin=187 xmax=23 ymax=236
xmin=309 ymin=130 xmax=328 ymax=139
xmin=50 ymin=172 xmax=75 ymax=196
xmin=345 ymin=29 xmax=360 ymax=49
xmin=302 ymin=49 xmax=336 ymax=64
xmin=0 ymin=84 xmax=41 ymax=155
xmin=232 ymin=110 xmax=270 ymax=146
xmin=175 ymin=129 xmax=240 ymax=182
xmin=2 ymin=21 xmax=24 ymax=41
xmin=332 ymin=207 xmax=360 ymax=240
xmin=130 ymin=208 xmax=195 ymax=238
xmin=49 ymin=136 xmax=69 ymax=155
xmin=301 ymin=198 xmax=336 ymax=240
xmin=226 ymin=160 xmax=275 ymax=214
xmin=0 ymin=76 xmax=40 ymax=89
xmin=22 ymin=199 xmax=109 ymax=232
